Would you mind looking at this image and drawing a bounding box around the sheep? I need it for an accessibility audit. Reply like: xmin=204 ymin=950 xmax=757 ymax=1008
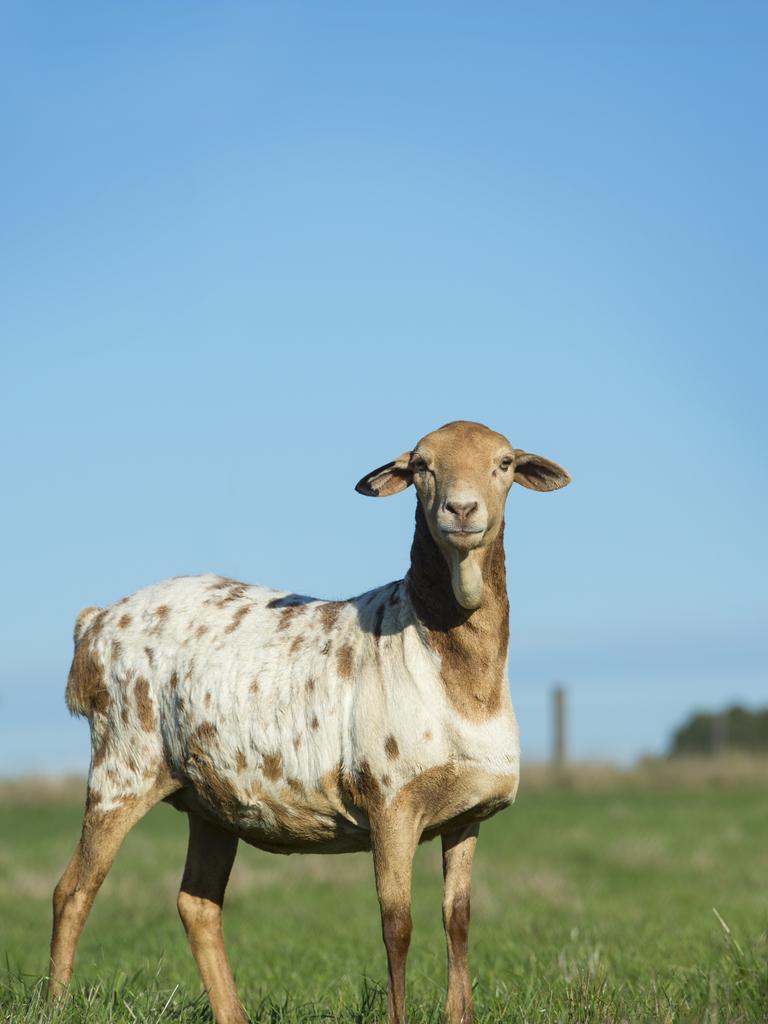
xmin=48 ymin=419 xmax=571 ymax=1024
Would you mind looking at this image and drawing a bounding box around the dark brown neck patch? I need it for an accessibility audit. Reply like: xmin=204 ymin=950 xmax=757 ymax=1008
xmin=407 ymin=504 xmax=510 ymax=721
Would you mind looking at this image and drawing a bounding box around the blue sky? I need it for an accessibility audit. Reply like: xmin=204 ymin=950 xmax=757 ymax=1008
xmin=1 ymin=3 xmax=766 ymax=773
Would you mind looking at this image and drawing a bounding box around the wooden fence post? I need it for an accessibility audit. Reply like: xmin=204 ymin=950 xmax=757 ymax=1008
xmin=552 ymin=684 xmax=567 ymax=771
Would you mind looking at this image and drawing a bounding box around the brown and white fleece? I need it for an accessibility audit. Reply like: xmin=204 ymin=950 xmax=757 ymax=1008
xmin=66 ymin=420 xmax=572 ymax=856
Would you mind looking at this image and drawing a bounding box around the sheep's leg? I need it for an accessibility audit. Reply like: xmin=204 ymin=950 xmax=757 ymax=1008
xmin=177 ymin=813 xmax=245 ymax=1024
xmin=49 ymin=781 xmax=175 ymax=997
xmin=441 ymin=824 xmax=479 ymax=1024
xmin=371 ymin=817 xmax=419 ymax=1024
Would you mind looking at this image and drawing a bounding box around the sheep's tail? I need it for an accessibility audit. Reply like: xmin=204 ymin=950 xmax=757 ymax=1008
xmin=73 ymin=606 xmax=101 ymax=645
xmin=65 ymin=606 xmax=104 ymax=718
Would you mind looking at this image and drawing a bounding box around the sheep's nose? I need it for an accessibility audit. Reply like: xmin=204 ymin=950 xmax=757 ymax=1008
xmin=445 ymin=500 xmax=478 ymax=520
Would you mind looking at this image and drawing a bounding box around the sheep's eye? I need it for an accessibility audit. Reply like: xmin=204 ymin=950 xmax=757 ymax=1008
xmin=499 ymin=458 xmax=514 ymax=472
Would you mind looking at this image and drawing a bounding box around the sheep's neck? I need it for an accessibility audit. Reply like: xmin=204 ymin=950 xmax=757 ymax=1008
xmin=406 ymin=504 xmax=510 ymax=720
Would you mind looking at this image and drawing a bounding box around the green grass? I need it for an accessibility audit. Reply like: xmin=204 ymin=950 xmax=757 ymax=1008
xmin=1 ymin=787 xmax=767 ymax=1022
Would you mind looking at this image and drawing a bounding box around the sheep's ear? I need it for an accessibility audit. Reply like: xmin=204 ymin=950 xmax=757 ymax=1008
xmin=513 ymin=451 xmax=571 ymax=491
xmin=355 ymin=452 xmax=413 ymax=497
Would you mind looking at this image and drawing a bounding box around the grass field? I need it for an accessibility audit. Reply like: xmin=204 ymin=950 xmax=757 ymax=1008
xmin=1 ymin=774 xmax=766 ymax=1022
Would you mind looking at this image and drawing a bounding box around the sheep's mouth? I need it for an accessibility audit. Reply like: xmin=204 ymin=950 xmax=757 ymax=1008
xmin=439 ymin=526 xmax=486 ymax=551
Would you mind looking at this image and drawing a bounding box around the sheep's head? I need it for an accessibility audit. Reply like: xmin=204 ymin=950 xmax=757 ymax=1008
xmin=356 ymin=420 xmax=571 ymax=611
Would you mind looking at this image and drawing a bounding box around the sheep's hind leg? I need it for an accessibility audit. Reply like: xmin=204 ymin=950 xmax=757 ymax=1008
xmin=48 ymin=779 xmax=177 ymax=997
xmin=177 ymin=812 xmax=245 ymax=1024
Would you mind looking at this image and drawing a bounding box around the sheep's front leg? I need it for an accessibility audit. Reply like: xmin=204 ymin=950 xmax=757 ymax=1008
xmin=371 ymin=817 xmax=419 ymax=1024
xmin=442 ymin=824 xmax=479 ymax=1024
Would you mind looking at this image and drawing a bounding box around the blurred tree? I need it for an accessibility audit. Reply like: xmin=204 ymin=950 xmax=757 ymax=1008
xmin=670 ymin=705 xmax=768 ymax=756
